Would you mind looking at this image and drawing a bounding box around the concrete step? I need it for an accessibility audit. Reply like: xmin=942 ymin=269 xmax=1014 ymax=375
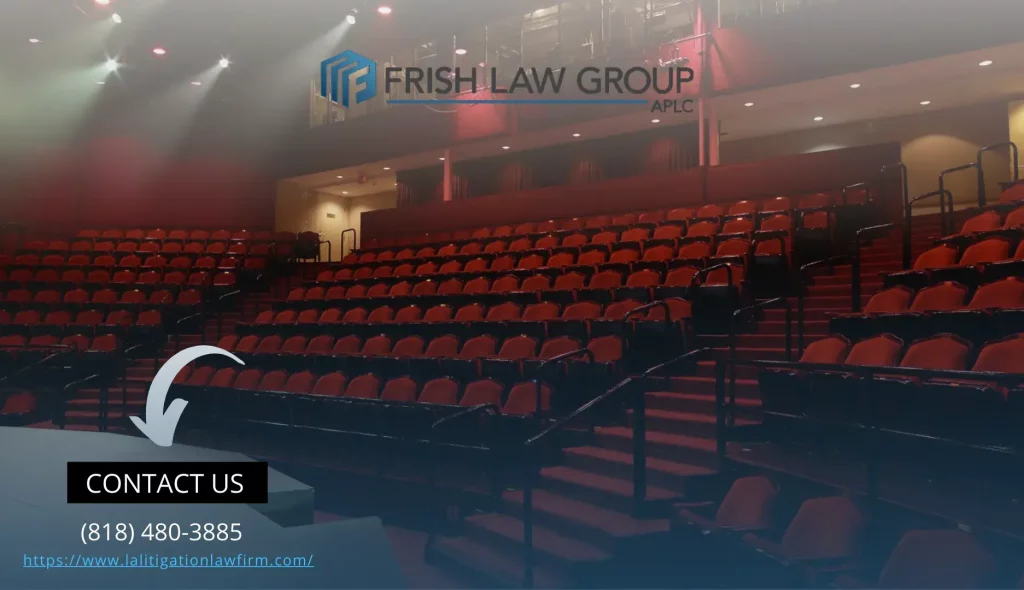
xmin=698 ymin=333 xmax=814 ymax=349
xmin=535 ymin=465 xmax=681 ymax=514
xmin=561 ymin=446 xmax=714 ymax=492
xmin=427 ymin=534 xmax=566 ymax=589
xmin=629 ymin=408 xmax=757 ymax=439
xmin=664 ymin=376 xmax=759 ymax=398
xmin=461 ymin=512 xmax=610 ymax=570
xmin=595 ymin=426 xmax=719 ymax=470
xmin=757 ymin=320 xmax=828 ymax=336
xmin=501 ymin=487 xmax=669 ymax=554
xmin=646 ymin=391 xmax=760 ymax=415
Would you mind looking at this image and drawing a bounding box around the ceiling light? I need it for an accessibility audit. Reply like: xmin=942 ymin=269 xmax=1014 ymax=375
xmin=439 ymin=157 xmax=446 ymax=161
xmin=152 ymin=47 xmax=166 ymax=56
xmin=342 ymin=191 xmax=349 ymax=195
xmin=104 ymin=58 xmax=120 ymax=72
xmin=919 ymin=100 xmax=931 ymax=106
xmin=191 ymin=81 xmax=202 ymax=86
xmin=219 ymin=57 xmax=230 ymax=68
xmin=455 ymin=48 xmax=467 ymax=55
xmin=501 ymin=146 xmax=510 ymax=150
xmin=111 ymin=13 xmax=122 ymax=23
xmin=572 ymin=133 xmax=581 ymax=137
xmin=651 ymin=118 xmax=660 ymax=123
xmin=29 ymin=38 xmax=39 ymax=44
xmin=743 ymin=102 xmax=754 ymax=107
xmin=813 ymin=116 xmax=824 ymax=121
xmin=96 ymin=80 xmax=106 ymax=85
xmin=346 ymin=14 xmax=356 ymax=24
xmin=94 ymin=0 xmax=110 ymax=5
xmin=377 ymin=5 xmax=392 ymax=14
xmin=979 ymin=60 xmax=993 ymax=67
xmin=849 ymin=83 xmax=861 ymax=89
xmin=336 ymin=175 xmax=343 ymax=179
xmin=382 ymin=167 xmax=390 ymax=170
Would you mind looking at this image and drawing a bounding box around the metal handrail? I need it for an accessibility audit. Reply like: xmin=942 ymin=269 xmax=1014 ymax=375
xmin=797 ymin=256 xmax=850 ymax=355
xmin=938 ymin=163 xmax=977 ymax=230
xmin=977 ymin=142 xmax=1019 ymax=207
xmin=341 ymin=228 xmax=357 ymax=259
xmin=729 ymin=299 xmax=790 ymax=409
xmin=852 ymin=223 xmax=898 ymax=312
xmin=430 ymin=403 xmax=501 ymax=431
xmin=841 ymin=182 xmax=871 ymax=206
xmin=0 ymin=347 xmax=74 ymax=385
xmin=57 ymin=373 xmax=101 ymax=430
xmin=216 ymin=289 xmax=242 ymax=342
xmin=881 ymin=163 xmax=911 ymax=268
xmin=530 ymin=348 xmax=595 ymax=418
xmin=694 ymin=262 xmax=732 ymax=286
xmin=908 ymin=189 xmax=954 ymax=240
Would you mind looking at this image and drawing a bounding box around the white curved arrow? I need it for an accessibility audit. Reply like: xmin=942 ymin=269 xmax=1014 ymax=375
xmin=130 ymin=345 xmax=244 ymax=447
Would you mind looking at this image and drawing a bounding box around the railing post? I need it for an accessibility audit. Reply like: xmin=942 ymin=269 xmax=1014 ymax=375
xmin=903 ymin=196 xmax=912 ymax=270
xmin=714 ymin=359 xmax=727 ymax=456
xmin=784 ymin=304 xmax=792 ymax=362
xmin=523 ymin=464 xmax=534 ymax=589
xmin=632 ymin=379 xmax=647 ymax=515
xmin=852 ymin=230 xmax=862 ymax=312
xmin=976 ymin=142 xmax=1019 ymax=207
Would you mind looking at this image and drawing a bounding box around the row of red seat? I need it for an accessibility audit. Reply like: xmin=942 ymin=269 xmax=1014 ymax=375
xmin=0 ymin=308 xmax=162 ymax=331
xmin=10 ymin=241 xmax=266 ymax=260
xmin=3 ymin=253 xmax=261 ymax=272
xmin=1 ymin=267 xmax=248 ymax=289
xmin=320 ymin=239 xmax=776 ymax=285
xmin=72 ymin=229 xmax=291 ymax=243
xmin=216 ymin=332 xmax=622 ymax=365
xmin=0 ymin=333 xmax=121 ymax=353
xmin=252 ymin=298 xmax=688 ymax=327
xmin=293 ymin=267 xmax=733 ymax=302
xmin=0 ymin=286 xmax=204 ymax=308
xmin=365 ymin=191 xmax=862 ymax=250
xmin=175 ymin=366 xmax=552 ymax=416
xmin=347 ymin=217 xmax=801 ymax=267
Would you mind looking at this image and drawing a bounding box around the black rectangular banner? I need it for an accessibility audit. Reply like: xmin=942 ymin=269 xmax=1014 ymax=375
xmin=67 ymin=462 xmax=269 ymax=504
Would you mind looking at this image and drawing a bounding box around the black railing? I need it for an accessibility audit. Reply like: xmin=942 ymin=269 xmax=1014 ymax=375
xmin=729 ymin=298 xmax=790 ymax=409
xmin=841 ymin=182 xmax=871 ymax=206
xmin=977 ymin=142 xmax=1019 ymax=207
xmin=852 ymin=223 xmax=898 ymax=312
xmin=341 ymin=228 xmax=357 ymax=260
xmin=881 ymin=163 xmax=911 ymax=269
xmin=694 ymin=262 xmax=732 ymax=286
xmin=796 ymin=256 xmax=849 ymax=355
xmin=531 ymin=348 xmax=595 ymax=418
xmin=907 ymin=189 xmax=954 ymax=240
xmin=518 ymin=346 xmax=711 ymax=588
xmin=217 ymin=290 xmax=242 ymax=342
xmin=58 ymin=373 xmax=101 ymax=431
xmin=937 ymin=163 xmax=977 ymax=224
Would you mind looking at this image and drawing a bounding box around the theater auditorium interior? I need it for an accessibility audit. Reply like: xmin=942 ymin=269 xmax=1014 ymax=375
xmin=3 ymin=0 xmax=1024 ymax=588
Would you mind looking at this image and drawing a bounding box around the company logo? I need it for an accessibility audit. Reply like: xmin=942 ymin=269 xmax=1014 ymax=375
xmin=320 ymin=50 xmax=377 ymax=107
xmin=318 ymin=51 xmax=696 ymax=114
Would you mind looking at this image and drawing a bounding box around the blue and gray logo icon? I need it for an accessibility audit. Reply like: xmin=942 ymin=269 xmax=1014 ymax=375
xmin=319 ymin=50 xmax=377 ymax=107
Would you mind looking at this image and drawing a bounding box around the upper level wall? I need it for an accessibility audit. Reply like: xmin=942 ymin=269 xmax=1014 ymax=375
xmin=275 ymin=0 xmax=1024 ymax=179
xmin=361 ymin=142 xmax=901 ymax=242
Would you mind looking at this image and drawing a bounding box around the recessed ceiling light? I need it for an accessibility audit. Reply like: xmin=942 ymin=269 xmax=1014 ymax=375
xmin=501 ymin=146 xmax=510 ymax=150
xmin=346 ymin=14 xmax=356 ymax=24
xmin=111 ymin=13 xmax=122 ymax=23
xmin=920 ymin=100 xmax=931 ymax=106
xmin=813 ymin=116 xmax=824 ymax=121
xmin=743 ymin=102 xmax=754 ymax=107
xmin=382 ymin=167 xmax=390 ymax=170
xmin=572 ymin=133 xmax=581 ymax=137
xmin=439 ymin=157 xmax=446 ymax=161
xmin=94 ymin=0 xmax=110 ymax=5
xmin=849 ymin=83 xmax=861 ymax=89
xmin=979 ymin=60 xmax=993 ymax=67
xmin=455 ymin=48 xmax=467 ymax=55
xmin=336 ymin=175 xmax=343 ymax=179
xmin=219 ymin=57 xmax=230 ymax=68
xmin=651 ymin=118 xmax=660 ymax=123
xmin=29 ymin=38 xmax=39 ymax=44
xmin=104 ymin=58 xmax=120 ymax=72
xmin=191 ymin=81 xmax=202 ymax=86
xmin=152 ymin=47 xmax=166 ymax=56
xmin=342 ymin=191 xmax=349 ymax=195
xmin=96 ymin=80 xmax=106 ymax=85
xmin=377 ymin=5 xmax=392 ymax=14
